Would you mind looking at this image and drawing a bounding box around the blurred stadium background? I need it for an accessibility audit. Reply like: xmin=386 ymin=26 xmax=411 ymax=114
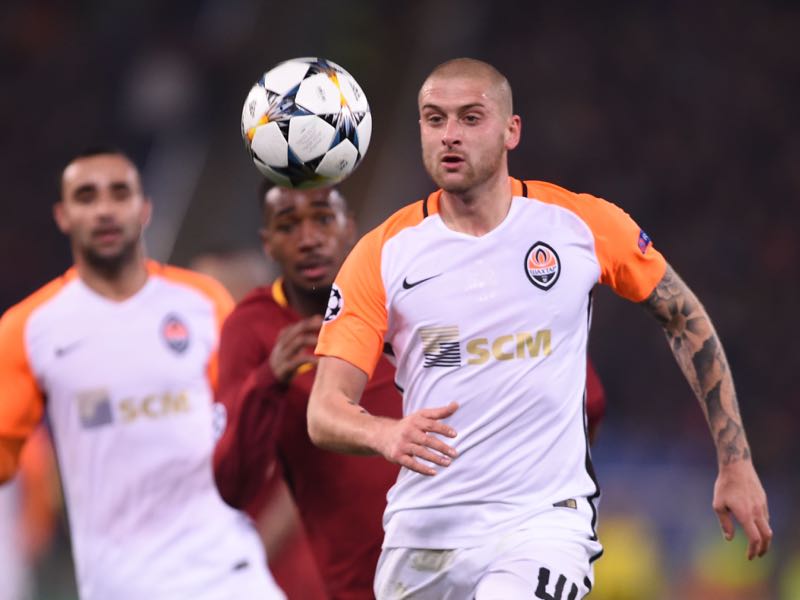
xmin=1 ymin=1 xmax=798 ymax=598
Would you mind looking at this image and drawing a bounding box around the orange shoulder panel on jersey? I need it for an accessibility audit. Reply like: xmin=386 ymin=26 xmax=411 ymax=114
xmin=316 ymin=198 xmax=430 ymax=378
xmin=0 ymin=270 xmax=75 ymax=481
xmin=148 ymin=261 xmax=235 ymax=390
xmin=148 ymin=261 xmax=235 ymax=324
xmin=521 ymin=179 xmax=667 ymax=302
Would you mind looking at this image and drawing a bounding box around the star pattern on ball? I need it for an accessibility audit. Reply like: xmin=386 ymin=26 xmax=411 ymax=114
xmin=243 ymin=57 xmax=371 ymax=189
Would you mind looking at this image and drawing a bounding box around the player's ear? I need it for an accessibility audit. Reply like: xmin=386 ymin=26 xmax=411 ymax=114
xmin=141 ymin=197 xmax=153 ymax=228
xmin=505 ymin=115 xmax=521 ymax=151
xmin=53 ymin=201 xmax=70 ymax=234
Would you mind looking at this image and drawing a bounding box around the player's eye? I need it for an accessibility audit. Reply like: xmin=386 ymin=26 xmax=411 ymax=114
xmin=463 ymin=114 xmax=480 ymax=124
xmin=111 ymin=187 xmax=132 ymax=200
xmin=425 ymin=114 xmax=444 ymax=126
xmin=316 ymin=213 xmax=335 ymax=226
xmin=275 ymin=221 xmax=295 ymax=233
xmin=74 ymin=191 xmax=95 ymax=204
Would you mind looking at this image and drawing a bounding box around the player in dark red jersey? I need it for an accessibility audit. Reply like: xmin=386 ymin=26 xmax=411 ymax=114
xmin=213 ymin=183 xmax=401 ymax=599
xmin=212 ymin=182 xmax=607 ymax=599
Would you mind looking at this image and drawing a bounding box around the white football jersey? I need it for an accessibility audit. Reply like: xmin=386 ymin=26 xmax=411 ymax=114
xmin=0 ymin=261 xmax=283 ymax=600
xmin=317 ymin=178 xmax=666 ymax=550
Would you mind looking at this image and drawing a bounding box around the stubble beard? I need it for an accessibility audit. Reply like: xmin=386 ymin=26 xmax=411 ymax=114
xmin=82 ymin=236 xmax=140 ymax=278
xmin=425 ymin=155 xmax=472 ymax=194
xmin=425 ymin=146 xmax=505 ymax=196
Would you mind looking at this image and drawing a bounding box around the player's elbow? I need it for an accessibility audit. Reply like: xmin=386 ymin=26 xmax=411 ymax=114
xmin=306 ymin=422 xmax=330 ymax=451
xmin=307 ymin=356 xmax=370 ymax=452
xmin=306 ymin=403 xmax=325 ymax=449
xmin=306 ymin=394 xmax=333 ymax=450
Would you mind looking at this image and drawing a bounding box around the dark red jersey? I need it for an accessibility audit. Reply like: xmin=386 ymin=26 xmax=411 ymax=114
xmin=213 ymin=279 xmax=401 ymax=600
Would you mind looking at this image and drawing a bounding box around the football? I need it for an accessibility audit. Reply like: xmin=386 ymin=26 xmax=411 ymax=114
xmin=241 ymin=57 xmax=372 ymax=189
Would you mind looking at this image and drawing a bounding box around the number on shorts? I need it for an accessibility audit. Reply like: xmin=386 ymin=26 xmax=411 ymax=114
xmin=534 ymin=567 xmax=578 ymax=600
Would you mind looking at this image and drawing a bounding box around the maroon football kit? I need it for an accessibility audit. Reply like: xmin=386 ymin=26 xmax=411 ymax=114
xmin=213 ymin=280 xmax=401 ymax=599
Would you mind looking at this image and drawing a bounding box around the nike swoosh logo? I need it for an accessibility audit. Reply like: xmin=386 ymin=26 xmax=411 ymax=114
xmin=402 ymin=274 xmax=442 ymax=289
xmin=55 ymin=340 xmax=83 ymax=358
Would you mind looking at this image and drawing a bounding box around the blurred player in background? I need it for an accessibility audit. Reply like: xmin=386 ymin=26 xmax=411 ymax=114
xmin=212 ymin=183 xmax=401 ymax=599
xmin=0 ymin=427 xmax=59 ymax=600
xmin=307 ymin=58 xmax=770 ymax=598
xmin=187 ymin=245 xmax=325 ymax=597
xmin=0 ymin=148 xmax=284 ymax=600
xmin=212 ymin=182 xmax=607 ymax=598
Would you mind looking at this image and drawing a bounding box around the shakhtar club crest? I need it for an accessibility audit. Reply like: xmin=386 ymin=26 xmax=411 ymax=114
xmin=524 ymin=242 xmax=561 ymax=291
xmin=162 ymin=313 xmax=191 ymax=353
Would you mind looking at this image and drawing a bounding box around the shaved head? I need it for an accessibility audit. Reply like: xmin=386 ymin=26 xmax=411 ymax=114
xmin=420 ymin=58 xmax=513 ymax=116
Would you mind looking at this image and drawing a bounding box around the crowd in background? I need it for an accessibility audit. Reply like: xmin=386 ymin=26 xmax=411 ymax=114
xmin=1 ymin=1 xmax=797 ymax=598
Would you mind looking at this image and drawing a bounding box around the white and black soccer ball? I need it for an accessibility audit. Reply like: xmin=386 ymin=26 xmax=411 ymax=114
xmin=241 ymin=57 xmax=372 ymax=189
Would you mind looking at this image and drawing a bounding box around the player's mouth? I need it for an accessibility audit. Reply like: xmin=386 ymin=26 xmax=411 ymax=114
xmin=440 ymin=153 xmax=465 ymax=171
xmin=296 ymin=258 xmax=333 ymax=281
xmin=91 ymin=226 xmax=124 ymax=245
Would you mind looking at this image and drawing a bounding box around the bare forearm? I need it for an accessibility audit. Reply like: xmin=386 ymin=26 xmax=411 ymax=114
xmin=641 ymin=264 xmax=750 ymax=466
xmin=307 ymin=387 xmax=388 ymax=455
xmin=307 ymin=356 xmax=389 ymax=455
xmin=308 ymin=355 xmax=460 ymax=476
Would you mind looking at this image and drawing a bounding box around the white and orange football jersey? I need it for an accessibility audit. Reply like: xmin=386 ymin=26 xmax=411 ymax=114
xmin=0 ymin=261 xmax=283 ymax=600
xmin=317 ymin=178 xmax=666 ymax=550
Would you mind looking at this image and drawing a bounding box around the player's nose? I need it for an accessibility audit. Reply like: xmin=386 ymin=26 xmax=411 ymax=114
xmin=93 ymin=193 xmax=118 ymax=216
xmin=441 ymin=118 xmax=461 ymax=146
xmin=296 ymin=219 xmax=323 ymax=249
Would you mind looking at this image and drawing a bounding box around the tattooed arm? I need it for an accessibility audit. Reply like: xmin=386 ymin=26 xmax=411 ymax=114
xmin=640 ymin=263 xmax=771 ymax=559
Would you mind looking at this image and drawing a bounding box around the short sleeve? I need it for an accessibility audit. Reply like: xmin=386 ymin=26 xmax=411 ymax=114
xmin=0 ymin=306 xmax=45 ymax=443
xmin=576 ymin=193 xmax=667 ymax=302
xmin=524 ymin=181 xmax=667 ymax=302
xmin=315 ymin=228 xmax=388 ymax=377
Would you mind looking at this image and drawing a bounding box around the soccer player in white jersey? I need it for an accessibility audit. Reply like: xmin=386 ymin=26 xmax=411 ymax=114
xmin=0 ymin=148 xmax=285 ymax=600
xmin=307 ymin=59 xmax=771 ymax=598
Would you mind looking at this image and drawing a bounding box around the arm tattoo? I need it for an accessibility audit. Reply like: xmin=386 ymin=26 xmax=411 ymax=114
xmin=641 ymin=264 xmax=751 ymax=465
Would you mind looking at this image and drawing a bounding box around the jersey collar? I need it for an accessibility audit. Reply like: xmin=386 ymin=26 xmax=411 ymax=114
xmin=271 ymin=277 xmax=288 ymax=308
xmin=425 ymin=177 xmax=525 ymax=217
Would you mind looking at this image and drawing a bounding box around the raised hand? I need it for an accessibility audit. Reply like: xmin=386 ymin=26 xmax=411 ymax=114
xmin=269 ymin=315 xmax=323 ymax=383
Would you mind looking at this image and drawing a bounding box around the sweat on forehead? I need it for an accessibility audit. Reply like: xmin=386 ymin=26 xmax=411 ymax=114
xmin=419 ymin=58 xmax=513 ymax=115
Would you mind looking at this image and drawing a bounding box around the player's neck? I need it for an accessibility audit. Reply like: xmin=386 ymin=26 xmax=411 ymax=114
xmin=74 ymin=246 xmax=150 ymax=302
xmin=438 ymin=171 xmax=512 ymax=237
xmin=283 ymin=279 xmax=330 ymax=318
